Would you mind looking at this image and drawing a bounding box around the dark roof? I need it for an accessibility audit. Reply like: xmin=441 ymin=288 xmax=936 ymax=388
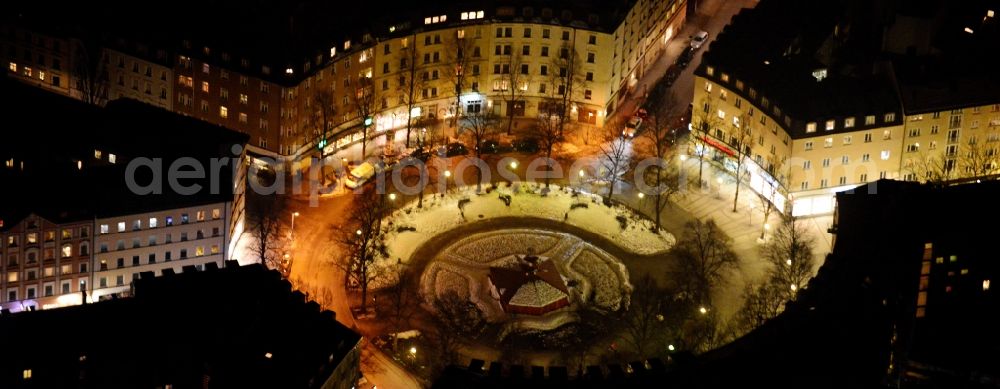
xmin=0 ymin=78 xmax=248 ymax=228
xmin=488 ymin=256 xmax=569 ymax=307
xmin=699 ymin=0 xmax=1000 ymax=130
xmin=0 ymin=263 xmax=361 ymax=389
xmin=697 ymin=0 xmax=904 ymax=137
xmin=4 ymin=0 xmax=634 ymax=86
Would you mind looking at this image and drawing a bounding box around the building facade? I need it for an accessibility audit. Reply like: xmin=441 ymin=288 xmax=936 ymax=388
xmin=0 ymin=215 xmax=92 ymax=311
xmin=690 ymin=0 xmax=1000 ymax=217
xmin=3 ymin=0 xmax=687 ymax=161
xmin=91 ymin=202 xmax=232 ymax=301
xmin=3 ymin=26 xmax=76 ymax=100
xmin=106 ymin=39 xmax=174 ymax=110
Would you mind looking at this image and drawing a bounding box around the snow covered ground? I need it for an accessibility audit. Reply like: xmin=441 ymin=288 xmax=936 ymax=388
xmin=384 ymin=183 xmax=676 ymax=269
xmin=417 ymin=228 xmax=633 ymax=324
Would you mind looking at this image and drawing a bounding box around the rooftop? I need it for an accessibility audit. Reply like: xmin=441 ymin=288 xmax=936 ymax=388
xmin=0 ymin=263 xmax=361 ymax=389
xmin=0 ymin=79 xmax=248 ymax=228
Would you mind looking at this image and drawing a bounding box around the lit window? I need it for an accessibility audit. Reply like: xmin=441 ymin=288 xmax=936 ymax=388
xmin=865 ymin=115 xmax=876 ymax=125
xmin=62 ymin=229 xmax=72 ymax=239
xmin=8 ymin=272 xmax=18 ymax=282
xmin=94 ymin=150 xmax=102 ymax=159
xmin=100 ymin=224 xmax=109 ymax=234
xmin=201 ymin=81 xmax=209 ymax=92
xmin=27 ymin=233 xmax=37 ymax=244
xmin=717 ymin=109 xmax=725 ymax=119
xmin=806 ymin=122 xmax=817 ymax=133
xmin=985 ymin=280 xmax=991 ymax=291
xmin=197 ymin=211 xmax=206 ymax=222
xmin=117 ymin=222 xmax=125 ymax=232
xmin=108 ymin=154 xmax=116 ymax=164
xmin=477 ymin=11 xmax=484 ymax=18
xmin=8 ymin=62 xmax=15 ymax=72
xmin=149 ymin=218 xmax=158 ymax=229
xmin=22 ymin=369 xmax=31 ymax=380
xmin=39 ymin=71 xmax=45 ymax=81
xmin=881 ymin=150 xmax=890 ymax=160
xmin=61 ymin=245 xmax=72 ymax=258
xmin=845 ymin=117 xmax=855 ymax=128
xmin=196 ymin=246 xmax=205 ymax=256
xmin=220 ymin=106 xmax=228 ymax=118
xmin=211 ymin=245 xmax=220 ymax=254
xmin=212 ymin=209 xmax=221 ymax=219
xmin=825 ymin=120 xmax=835 ymax=130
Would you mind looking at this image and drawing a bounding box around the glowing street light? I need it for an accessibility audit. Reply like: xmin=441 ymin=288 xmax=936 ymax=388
xmin=668 ymin=344 xmax=675 ymax=351
xmin=679 ymin=154 xmax=688 ymax=162
xmin=409 ymin=347 xmax=417 ymax=355
xmin=444 ymin=170 xmax=452 ymax=178
xmin=716 ymin=177 xmax=724 ymax=184
xmin=699 ymin=306 xmax=708 ymax=315
xmin=389 ymin=193 xmax=397 ymax=201
xmin=509 ymin=161 xmax=518 ymax=169
xmin=356 ymin=229 xmax=363 ymax=236
xmin=579 ymin=169 xmax=586 ymax=177
xmin=290 ymin=212 xmax=301 ymax=242
xmin=790 ymin=284 xmax=798 ymax=292
xmin=637 ymin=192 xmax=645 ymax=199
xmin=786 ymin=259 xmax=793 ymax=266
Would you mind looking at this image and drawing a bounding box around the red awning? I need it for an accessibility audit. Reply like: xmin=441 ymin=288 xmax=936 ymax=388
xmin=701 ymin=136 xmax=736 ymax=157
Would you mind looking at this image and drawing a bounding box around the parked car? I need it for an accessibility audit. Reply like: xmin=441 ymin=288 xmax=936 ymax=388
xmin=677 ymin=47 xmax=694 ymax=67
xmin=480 ymin=139 xmax=503 ymax=154
xmin=690 ymin=30 xmax=709 ymax=49
xmin=344 ymin=161 xmax=379 ymax=189
xmin=442 ymin=142 xmax=469 ymax=157
xmin=624 ymin=116 xmax=643 ymax=138
xmin=512 ymin=137 xmax=540 ymax=154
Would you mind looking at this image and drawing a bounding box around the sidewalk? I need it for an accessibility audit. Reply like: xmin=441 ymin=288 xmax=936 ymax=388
xmin=615 ymin=157 xmax=834 ymax=319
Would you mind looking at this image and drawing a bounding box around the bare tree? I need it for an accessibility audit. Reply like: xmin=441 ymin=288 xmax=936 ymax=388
xmin=497 ymin=50 xmax=528 ymax=135
xmin=619 ymin=275 xmax=669 ymax=358
xmin=905 ymin=150 xmax=955 ymax=185
xmin=385 ymin=264 xmax=419 ymax=350
xmin=598 ymin=119 xmax=633 ymax=204
xmin=731 ymin=112 xmax=754 ymax=212
xmin=351 ymin=71 xmax=378 ymax=159
xmin=549 ymin=41 xmax=590 ymax=136
xmin=754 ymin=170 xmax=786 ymax=240
xmin=71 ymin=37 xmax=109 ymax=106
xmin=691 ymin=95 xmax=724 ymax=187
xmin=639 ymin=92 xmax=682 ymax=232
xmin=459 ymin=110 xmax=501 ymax=192
xmin=445 ymin=32 xmax=475 ymax=128
xmin=246 ymin=189 xmax=287 ymax=271
xmin=960 ymin=139 xmax=1000 ymax=179
xmin=310 ymin=85 xmax=338 ymax=158
xmin=761 ymin=217 xmax=816 ymax=301
xmin=398 ymin=39 xmax=427 ymax=148
xmin=731 ymin=281 xmax=784 ymax=336
xmin=336 ymin=189 xmax=388 ymax=312
xmin=671 ymin=219 xmax=740 ymax=306
xmin=531 ymin=107 xmax=565 ymax=188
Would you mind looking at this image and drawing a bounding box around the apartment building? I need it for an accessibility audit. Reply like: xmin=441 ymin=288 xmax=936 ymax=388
xmin=2 ymin=25 xmax=76 ymax=99
xmin=0 ymin=80 xmax=248 ymax=311
xmin=691 ymin=0 xmax=1000 ymax=217
xmin=106 ymin=38 xmax=174 ymax=111
xmin=0 ymin=214 xmax=92 ymax=311
xmin=3 ymin=0 xmax=686 ymax=161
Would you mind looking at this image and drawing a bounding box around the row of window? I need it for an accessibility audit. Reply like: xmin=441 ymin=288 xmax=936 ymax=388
xmin=802 ymin=153 xmax=887 ymax=170
xmin=2 ymin=262 xmax=210 ymax=302
xmin=8 ymin=62 xmax=61 ymax=87
xmin=7 ymin=262 xmax=87 ymax=282
xmin=98 ymin=245 xmax=219 ymax=270
xmin=799 ymin=173 xmax=888 ymax=190
xmin=494 ymin=27 xmax=589 ymax=43
xmin=2 ymin=226 xmax=89 ymax=247
xmin=98 ymin=209 xmax=221 ymax=235
xmin=98 ymin=227 xmax=221 ymax=253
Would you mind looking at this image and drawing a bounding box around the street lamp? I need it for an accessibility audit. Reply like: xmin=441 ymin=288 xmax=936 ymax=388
xmin=699 ymin=306 xmax=708 ymax=315
xmin=389 ymin=193 xmax=397 ymax=201
xmin=579 ymin=169 xmax=586 ymax=178
xmin=637 ymin=192 xmax=645 ymax=199
xmin=668 ymin=344 xmax=675 ymax=352
xmin=679 ymin=154 xmax=688 ymax=162
xmin=444 ymin=170 xmax=452 ymax=192
xmin=356 ymin=229 xmax=362 ymax=236
xmin=290 ymin=212 xmax=300 ymax=242
xmin=409 ymin=347 xmax=417 ymax=355
xmin=509 ymin=161 xmax=518 ymax=169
